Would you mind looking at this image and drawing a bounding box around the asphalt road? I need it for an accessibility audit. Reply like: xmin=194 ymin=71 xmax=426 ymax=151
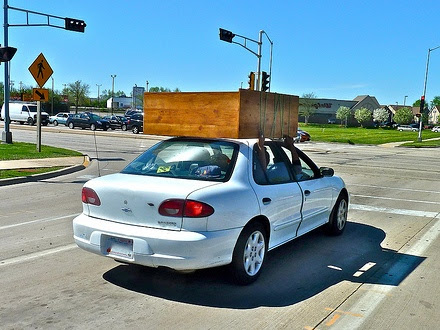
xmin=1 ymin=125 xmax=439 ymax=329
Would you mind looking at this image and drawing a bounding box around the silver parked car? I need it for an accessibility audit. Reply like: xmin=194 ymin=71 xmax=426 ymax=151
xmin=73 ymin=137 xmax=348 ymax=284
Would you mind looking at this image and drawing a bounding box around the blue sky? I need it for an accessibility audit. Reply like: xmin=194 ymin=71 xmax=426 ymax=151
xmin=5 ymin=0 xmax=440 ymax=106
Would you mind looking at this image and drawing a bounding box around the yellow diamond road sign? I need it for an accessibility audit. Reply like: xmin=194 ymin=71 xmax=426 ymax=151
xmin=29 ymin=53 xmax=53 ymax=88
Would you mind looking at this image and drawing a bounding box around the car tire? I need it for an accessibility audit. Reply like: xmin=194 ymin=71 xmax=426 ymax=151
xmin=27 ymin=117 xmax=34 ymax=125
xmin=121 ymin=124 xmax=127 ymax=131
xmin=230 ymin=222 xmax=267 ymax=285
xmin=132 ymin=126 xmax=139 ymax=134
xmin=53 ymin=120 xmax=58 ymax=126
xmin=103 ymin=127 xmax=108 ymax=131
xmin=325 ymin=193 xmax=348 ymax=236
xmin=68 ymin=122 xmax=74 ymax=129
xmin=90 ymin=123 xmax=96 ymax=131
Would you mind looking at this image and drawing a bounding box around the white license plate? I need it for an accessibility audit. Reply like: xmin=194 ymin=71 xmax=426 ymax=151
xmin=105 ymin=236 xmax=133 ymax=259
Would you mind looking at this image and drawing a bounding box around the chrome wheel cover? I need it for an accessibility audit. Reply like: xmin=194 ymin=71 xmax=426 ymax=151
xmin=336 ymin=199 xmax=348 ymax=230
xmin=243 ymin=230 xmax=265 ymax=276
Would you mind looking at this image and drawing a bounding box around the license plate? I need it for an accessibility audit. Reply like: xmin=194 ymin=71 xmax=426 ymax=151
xmin=105 ymin=236 xmax=133 ymax=259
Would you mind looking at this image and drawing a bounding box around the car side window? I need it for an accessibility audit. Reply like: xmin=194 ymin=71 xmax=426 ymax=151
xmin=281 ymin=145 xmax=318 ymax=181
xmin=252 ymin=143 xmax=293 ymax=185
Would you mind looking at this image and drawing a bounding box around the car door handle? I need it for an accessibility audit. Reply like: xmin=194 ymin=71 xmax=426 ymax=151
xmin=262 ymin=197 xmax=271 ymax=205
xmin=304 ymin=190 xmax=311 ymax=196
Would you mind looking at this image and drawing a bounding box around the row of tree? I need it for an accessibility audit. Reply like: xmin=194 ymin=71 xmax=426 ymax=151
xmin=0 ymin=81 xmax=181 ymax=113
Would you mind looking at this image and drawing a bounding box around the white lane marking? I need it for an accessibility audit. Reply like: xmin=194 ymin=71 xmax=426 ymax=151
xmin=351 ymin=194 xmax=440 ymax=205
xmin=331 ymin=214 xmax=440 ymax=329
xmin=349 ymin=183 xmax=440 ymax=195
xmin=350 ymin=204 xmax=439 ymax=218
xmin=0 ymin=244 xmax=77 ymax=267
xmin=0 ymin=213 xmax=80 ymax=231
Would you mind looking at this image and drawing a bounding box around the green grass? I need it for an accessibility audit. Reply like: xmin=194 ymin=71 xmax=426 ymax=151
xmin=401 ymin=139 xmax=440 ymax=148
xmin=299 ymin=124 xmax=440 ymax=146
xmin=0 ymin=142 xmax=82 ymax=161
xmin=0 ymin=166 xmax=65 ymax=179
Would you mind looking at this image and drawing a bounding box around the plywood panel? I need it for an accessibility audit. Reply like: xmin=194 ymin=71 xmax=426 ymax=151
xmin=143 ymin=90 xmax=298 ymax=139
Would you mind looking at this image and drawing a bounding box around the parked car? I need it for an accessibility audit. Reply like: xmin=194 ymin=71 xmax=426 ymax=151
xmin=295 ymin=129 xmax=311 ymax=142
xmin=124 ymin=109 xmax=142 ymax=119
xmin=49 ymin=112 xmax=72 ymax=126
xmin=432 ymin=126 xmax=440 ymax=132
xmin=102 ymin=115 xmax=124 ymax=130
xmin=123 ymin=113 xmax=143 ymax=134
xmin=397 ymin=125 xmax=418 ymax=132
xmin=66 ymin=112 xmax=110 ymax=131
xmin=1 ymin=102 xmax=49 ymax=125
xmin=73 ymin=137 xmax=348 ymax=284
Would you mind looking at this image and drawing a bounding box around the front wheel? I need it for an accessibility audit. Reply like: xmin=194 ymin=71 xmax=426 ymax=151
xmin=325 ymin=194 xmax=348 ymax=235
xmin=230 ymin=222 xmax=267 ymax=285
xmin=121 ymin=124 xmax=127 ymax=131
xmin=27 ymin=117 xmax=34 ymax=125
xmin=68 ymin=122 xmax=74 ymax=129
xmin=90 ymin=123 xmax=96 ymax=131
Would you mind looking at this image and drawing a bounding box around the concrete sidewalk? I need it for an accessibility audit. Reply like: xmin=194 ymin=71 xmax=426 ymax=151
xmin=0 ymin=155 xmax=90 ymax=186
xmin=0 ymin=156 xmax=89 ymax=170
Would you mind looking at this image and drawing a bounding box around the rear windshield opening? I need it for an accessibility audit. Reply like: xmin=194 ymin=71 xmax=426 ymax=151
xmin=121 ymin=139 xmax=239 ymax=182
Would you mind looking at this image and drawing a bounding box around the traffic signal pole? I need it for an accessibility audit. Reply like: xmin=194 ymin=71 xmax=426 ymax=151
xmin=2 ymin=0 xmax=12 ymax=143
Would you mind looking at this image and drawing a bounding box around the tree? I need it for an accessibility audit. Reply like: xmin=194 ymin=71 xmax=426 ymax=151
xmin=336 ymin=106 xmax=351 ymax=127
xmin=354 ymin=107 xmax=372 ymax=127
xmin=299 ymin=92 xmax=317 ymax=125
xmin=148 ymin=86 xmax=181 ymax=93
xmin=373 ymin=108 xmax=389 ymax=124
xmin=67 ymin=80 xmax=90 ymax=113
xmin=393 ymin=107 xmax=414 ymax=125
xmin=430 ymin=96 xmax=440 ymax=108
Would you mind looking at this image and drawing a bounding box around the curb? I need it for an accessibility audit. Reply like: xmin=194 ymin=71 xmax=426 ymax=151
xmin=0 ymin=155 xmax=91 ymax=187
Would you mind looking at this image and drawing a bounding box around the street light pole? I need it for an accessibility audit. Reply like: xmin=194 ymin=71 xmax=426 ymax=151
xmin=111 ymin=74 xmax=116 ymax=115
xmin=404 ymin=95 xmax=408 ymax=107
xmin=51 ymin=77 xmax=54 ymax=115
xmin=420 ymin=45 xmax=440 ymax=141
xmin=96 ymin=83 xmax=101 ymax=108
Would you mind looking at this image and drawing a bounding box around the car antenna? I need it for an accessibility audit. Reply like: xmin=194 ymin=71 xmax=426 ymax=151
xmin=93 ymin=130 xmax=101 ymax=177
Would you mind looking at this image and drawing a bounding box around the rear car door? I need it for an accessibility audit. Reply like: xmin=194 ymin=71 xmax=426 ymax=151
xmin=249 ymin=141 xmax=303 ymax=249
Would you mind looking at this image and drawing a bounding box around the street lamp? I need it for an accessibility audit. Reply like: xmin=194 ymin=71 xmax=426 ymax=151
xmin=404 ymin=95 xmax=408 ymax=106
xmin=111 ymin=74 xmax=116 ymax=115
xmin=419 ymin=45 xmax=440 ymax=141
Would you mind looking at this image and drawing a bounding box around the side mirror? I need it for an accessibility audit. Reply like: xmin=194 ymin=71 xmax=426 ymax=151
xmin=320 ymin=167 xmax=334 ymax=177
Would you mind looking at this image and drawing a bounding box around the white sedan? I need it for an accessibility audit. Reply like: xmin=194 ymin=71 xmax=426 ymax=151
xmin=73 ymin=137 xmax=348 ymax=284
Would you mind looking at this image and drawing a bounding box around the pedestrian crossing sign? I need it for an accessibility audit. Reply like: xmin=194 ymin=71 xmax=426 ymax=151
xmin=29 ymin=53 xmax=53 ymax=88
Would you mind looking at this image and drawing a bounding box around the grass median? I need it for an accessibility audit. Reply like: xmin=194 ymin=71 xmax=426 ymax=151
xmin=299 ymin=124 xmax=440 ymax=146
xmin=0 ymin=142 xmax=82 ymax=179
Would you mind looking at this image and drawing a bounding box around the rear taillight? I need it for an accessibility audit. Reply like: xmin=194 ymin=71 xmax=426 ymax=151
xmin=159 ymin=199 xmax=214 ymax=218
xmin=82 ymin=187 xmax=101 ymax=206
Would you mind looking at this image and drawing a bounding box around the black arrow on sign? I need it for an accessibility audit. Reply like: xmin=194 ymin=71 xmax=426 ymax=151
xmin=35 ymin=90 xmax=45 ymax=100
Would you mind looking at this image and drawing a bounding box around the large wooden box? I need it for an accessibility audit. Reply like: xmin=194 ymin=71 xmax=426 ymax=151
xmin=143 ymin=89 xmax=298 ymax=138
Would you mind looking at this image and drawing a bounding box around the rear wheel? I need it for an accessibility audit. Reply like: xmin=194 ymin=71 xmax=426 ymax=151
xmin=325 ymin=194 xmax=348 ymax=235
xmin=230 ymin=222 xmax=267 ymax=285
xmin=132 ymin=125 xmax=139 ymax=134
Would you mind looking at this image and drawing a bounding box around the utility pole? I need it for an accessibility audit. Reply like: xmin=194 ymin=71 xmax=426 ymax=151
xmin=111 ymin=74 xmax=116 ymax=115
xmin=96 ymin=84 xmax=101 ymax=108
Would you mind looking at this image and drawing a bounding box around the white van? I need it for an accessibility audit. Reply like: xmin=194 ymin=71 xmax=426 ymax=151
xmin=0 ymin=102 xmax=49 ymax=125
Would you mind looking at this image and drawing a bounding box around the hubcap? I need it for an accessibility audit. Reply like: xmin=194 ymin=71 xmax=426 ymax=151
xmin=243 ymin=230 xmax=265 ymax=276
xmin=337 ymin=199 xmax=348 ymax=230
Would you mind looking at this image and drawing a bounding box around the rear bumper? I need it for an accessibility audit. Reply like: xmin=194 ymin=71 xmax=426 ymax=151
xmin=73 ymin=213 xmax=241 ymax=270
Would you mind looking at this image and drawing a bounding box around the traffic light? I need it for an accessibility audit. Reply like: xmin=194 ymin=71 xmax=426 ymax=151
xmin=420 ymin=95 xmax=425 ymax=113
xmin=0 ymin=46 xmax=17 ymax=62
xmin=261 ymin=71 xmax=270 ymax=92
xmin=219 ymin=28 xmax=235 ymax=43
xmin=248 ymin=72 xmax=255 ymax=90
xmin=65 ymin=17 xmax=86 ymax=32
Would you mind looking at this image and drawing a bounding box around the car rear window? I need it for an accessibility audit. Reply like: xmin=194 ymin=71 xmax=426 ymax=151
xmin=121 ymin=138 xmax=239 ymax=182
